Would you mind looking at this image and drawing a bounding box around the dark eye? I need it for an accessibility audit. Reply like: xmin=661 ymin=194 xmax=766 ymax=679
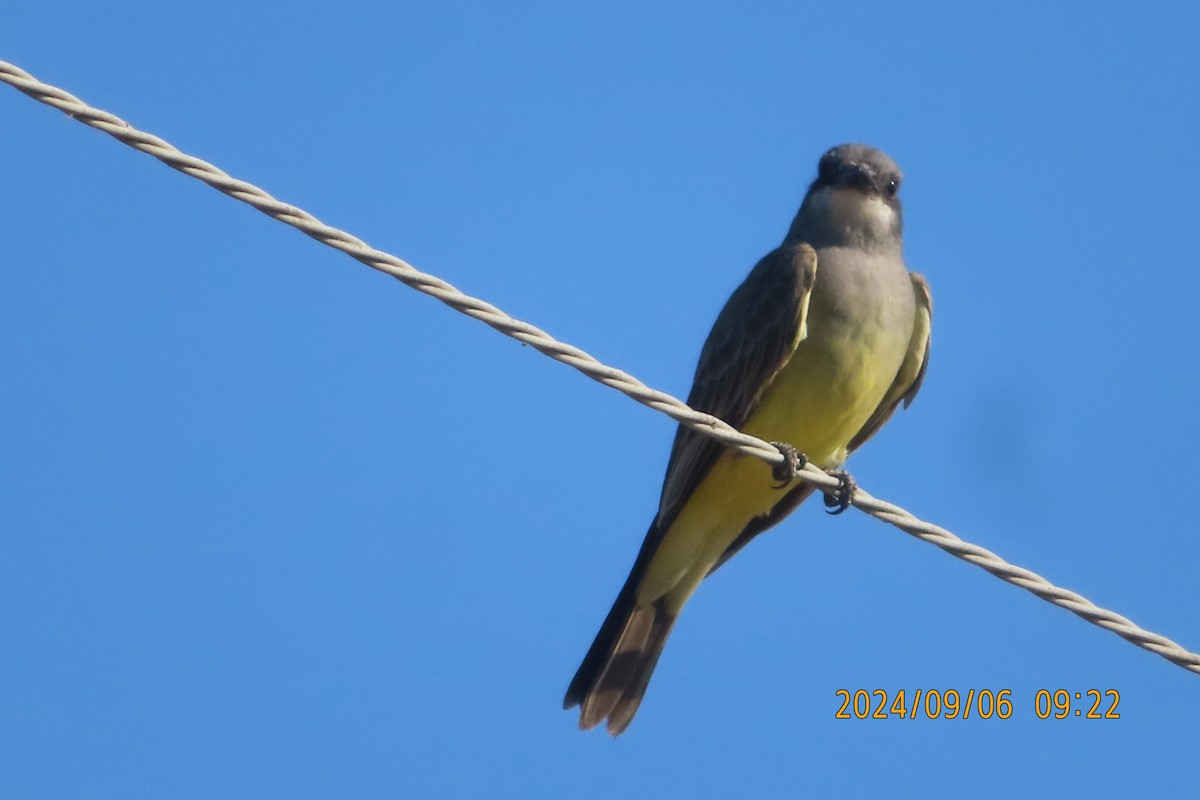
xmin=884 ymin=178 xmax=899 ymax=198
xmin=818 ymin=157 xmax=839 ymax=185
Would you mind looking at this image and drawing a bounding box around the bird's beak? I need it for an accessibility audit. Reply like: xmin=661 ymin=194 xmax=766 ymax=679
xmin=838 ymin=161 xmax=876 ymax=194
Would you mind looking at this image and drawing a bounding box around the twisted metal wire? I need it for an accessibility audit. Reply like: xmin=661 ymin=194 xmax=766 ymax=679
xmin=3 ymin=59 xmax=1197 ymax=675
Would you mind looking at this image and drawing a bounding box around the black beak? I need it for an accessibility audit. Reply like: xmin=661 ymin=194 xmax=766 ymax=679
xmin=839 ymin=161 xmax=876 ymax=193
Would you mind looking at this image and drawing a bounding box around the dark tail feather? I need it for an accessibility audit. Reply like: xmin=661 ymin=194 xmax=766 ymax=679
xmin=564 ymin=584 xmax=677 ymax=736
xmin=565 ymin=485 xmax=813 ymax=733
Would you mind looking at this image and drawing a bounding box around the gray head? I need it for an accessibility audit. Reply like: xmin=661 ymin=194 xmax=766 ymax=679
xmin=786 ymin=143 xmax=904 ymax=250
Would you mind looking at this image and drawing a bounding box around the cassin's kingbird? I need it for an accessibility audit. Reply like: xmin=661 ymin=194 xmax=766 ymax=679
xmin=563 ymin=144 xmax=933 ymax=735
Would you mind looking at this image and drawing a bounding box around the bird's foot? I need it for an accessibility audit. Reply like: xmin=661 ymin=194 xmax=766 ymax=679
xmin=823 ymin=470 xmax=857 ymax=515
xmin=769 ymin=442 xmax=808 ymax=488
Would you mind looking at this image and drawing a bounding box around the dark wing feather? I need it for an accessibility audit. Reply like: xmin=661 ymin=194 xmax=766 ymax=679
xmin=563 ymin=243 xmax=817 ymax=714
xmin=655 ymin=242 xmax=818 ymax=532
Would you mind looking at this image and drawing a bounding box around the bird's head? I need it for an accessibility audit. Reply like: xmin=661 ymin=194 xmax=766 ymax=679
xmin=788 ymin=144 xmax=904 ymax=250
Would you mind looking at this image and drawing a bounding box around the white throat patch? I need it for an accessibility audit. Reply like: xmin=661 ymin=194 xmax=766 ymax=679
xmin=808 ymin=187 xmax=898 ymax=246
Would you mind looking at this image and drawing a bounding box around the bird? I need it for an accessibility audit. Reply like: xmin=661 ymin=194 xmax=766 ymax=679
xmin=563 ymin=143 xmax=932 ymax=735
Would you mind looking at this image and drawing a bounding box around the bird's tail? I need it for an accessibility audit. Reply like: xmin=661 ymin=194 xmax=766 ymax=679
xmin=563 ymin=571 xmax=678 ymax=736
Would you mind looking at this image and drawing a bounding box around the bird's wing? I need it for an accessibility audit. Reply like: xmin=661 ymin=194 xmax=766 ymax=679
xmin=846 ymin=271 xmax=933 ymax=454
xmin=562 ymin=245 xmax=816 ymax=714
xmin=655 ymin=242 xmax=818 ymax=533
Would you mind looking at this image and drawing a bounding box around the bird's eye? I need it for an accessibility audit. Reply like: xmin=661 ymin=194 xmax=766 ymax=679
xmin=884 ymin=179 xmax=899 ymax=198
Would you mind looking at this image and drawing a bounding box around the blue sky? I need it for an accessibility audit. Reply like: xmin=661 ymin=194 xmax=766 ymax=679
xmin=3 ymin=1 xmax=1199 ymax=797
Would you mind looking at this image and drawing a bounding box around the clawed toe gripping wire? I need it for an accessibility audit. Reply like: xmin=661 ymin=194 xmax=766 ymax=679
xmin=3 ymin=59 xmax=1197 ymax=676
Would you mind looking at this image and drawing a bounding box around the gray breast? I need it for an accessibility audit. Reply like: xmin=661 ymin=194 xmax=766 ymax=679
xmin=810 ymin=245 xmax=914 ymax=340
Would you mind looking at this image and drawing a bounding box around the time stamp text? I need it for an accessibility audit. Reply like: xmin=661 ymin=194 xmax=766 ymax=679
xmin=835 ymin=689 xmax=1120 ymax=720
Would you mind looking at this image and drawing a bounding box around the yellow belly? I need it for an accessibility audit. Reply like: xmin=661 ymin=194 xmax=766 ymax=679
xmin=636 ymin=321 xmax=906 ymax=610
xmin=744 ymin=333 xmax=897 ymax=469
